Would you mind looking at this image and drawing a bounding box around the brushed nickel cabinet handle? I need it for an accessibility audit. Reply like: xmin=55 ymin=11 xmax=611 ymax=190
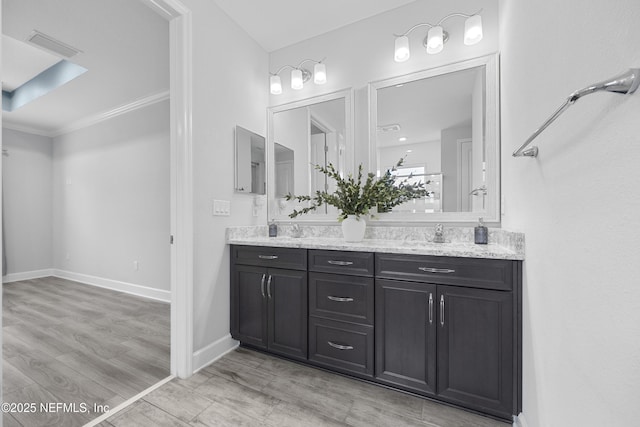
xmin=327 ymin=296 xmax=354 ymax=302
xmin=429 ymin=293 xmax=433 ymax=324
xmin=419 ymin=267 xmax=456 ymax=274
xmin=266 ymin=275 xmax=272 ymax=299
xmin=327 ymin=260 xmax=354 ymax=266
xmin=440 ymin=295 xmax=445 ymax=327
xmin=260 ymin=274 xmax=266 ymax=298
xmin=328 ymin=341 xmax=354 ymax=350
xmin=259 ymin=255 xmax=279 ymax=260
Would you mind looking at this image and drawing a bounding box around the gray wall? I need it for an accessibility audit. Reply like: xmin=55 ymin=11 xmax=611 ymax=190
xmin=52 ymin=100 xmax=170 ymax=291
xmin=2 ymin=128 xmax=53 ymax=276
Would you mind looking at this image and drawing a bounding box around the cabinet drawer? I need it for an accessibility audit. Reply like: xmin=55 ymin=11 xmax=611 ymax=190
xmin=309 ymin=317 xmax=373 ymax=377
xmin=309 ymin=272 xmax=374 ymax=325
xmin=308 ymin=250 xmax=374 ymax=277
xmin=232 ymin=245 xmax=307 ymax=270
xmin=376 ymin=253 xmax=514 ymax=291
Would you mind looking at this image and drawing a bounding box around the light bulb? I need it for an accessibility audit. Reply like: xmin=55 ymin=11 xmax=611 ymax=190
xmin=270 ymin=75 xmax=282 ymax=95
xmin=291 ymin=69 xmax=304 ymax=90
xmin=426 ymin=26 xmax=444 ymax=54
xmin=394 ymin=35 xmax=410 ymax=62
xmin=464 ymin=15 xmax=483 ymax=45
xmin=314 ymin=63 xmax=327 ymax=84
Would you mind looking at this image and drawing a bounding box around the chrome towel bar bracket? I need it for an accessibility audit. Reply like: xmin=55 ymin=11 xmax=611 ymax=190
xmin=513 ymin=68 xmax=640 ymax=158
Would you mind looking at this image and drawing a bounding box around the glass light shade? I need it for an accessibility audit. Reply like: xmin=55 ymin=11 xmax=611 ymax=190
xmin=270 ymin=75 xmax=282 ymax=95
xmin=426 ymin=26 xmax=444 ymax=54
xmin=394 ymin=35 xmax=410 ymax=62
xmin=291 ymin=69 xmax=304 ymax=90
xmin=464 ymin=15 xmax=483 ymax=45
xmin=314 ymin=63 xmax=327 ymax=84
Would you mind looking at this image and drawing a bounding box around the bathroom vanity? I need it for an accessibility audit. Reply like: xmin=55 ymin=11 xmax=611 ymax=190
xmin=228 ymin=228 xmax=523 ymax=421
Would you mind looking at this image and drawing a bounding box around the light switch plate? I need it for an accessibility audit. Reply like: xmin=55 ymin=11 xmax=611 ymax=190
xmin=213 ymin=199 xmax=231 ymax=216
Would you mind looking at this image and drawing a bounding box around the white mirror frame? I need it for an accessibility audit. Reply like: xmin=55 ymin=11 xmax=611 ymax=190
xmin=267 ymin=88 xmax=354 ymax=223
xmin=368 ymin=54 xmax=500 ymax=224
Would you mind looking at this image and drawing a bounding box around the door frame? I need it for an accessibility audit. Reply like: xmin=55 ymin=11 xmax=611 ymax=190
xmin=139 ymin=0 xmax=194 ymax=378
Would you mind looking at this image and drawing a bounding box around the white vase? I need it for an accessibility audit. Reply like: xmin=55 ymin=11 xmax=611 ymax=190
xmin=341 ymin=215 xmax=366 ymax=242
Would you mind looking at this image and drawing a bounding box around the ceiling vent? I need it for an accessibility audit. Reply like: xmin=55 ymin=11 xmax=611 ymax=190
xmin=27 ymin=31 xmax=82 ymax=58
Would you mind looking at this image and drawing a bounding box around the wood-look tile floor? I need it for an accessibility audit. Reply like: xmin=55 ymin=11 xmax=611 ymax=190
xmin=101 ymin=347 xmax=509 ymax=427
xmin=2 ymin=277 xmax=170 ymax=427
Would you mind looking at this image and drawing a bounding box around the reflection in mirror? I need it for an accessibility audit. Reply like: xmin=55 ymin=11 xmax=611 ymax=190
xmin=235 ymin=126 xmax=266 ymax=195
xmin=274 ymin=143 xmax=294 ymax=197
xmin=268 ymin=90 xmax=353 ymax=221
xmin=370 ymin=54 xmax=499 ymax=223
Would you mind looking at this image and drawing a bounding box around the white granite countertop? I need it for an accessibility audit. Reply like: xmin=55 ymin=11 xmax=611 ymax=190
xmin=227 ymin=226 xmax=525 ymax=261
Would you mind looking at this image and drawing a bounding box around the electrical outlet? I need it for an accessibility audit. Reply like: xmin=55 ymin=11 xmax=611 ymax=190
xmin=133 ymin=261 xmax=139 ymax=271
xmin=212 ymin=199 xmax=231 ymax=216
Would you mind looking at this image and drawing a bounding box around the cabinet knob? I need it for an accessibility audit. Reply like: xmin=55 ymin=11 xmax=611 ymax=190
xmin=440 ymin=294 xmax=445 ymax=327
xmin=266 ymin=275 xmax=273 ymax=298
xmin=258 ymin=255 xmax=279 ymax=260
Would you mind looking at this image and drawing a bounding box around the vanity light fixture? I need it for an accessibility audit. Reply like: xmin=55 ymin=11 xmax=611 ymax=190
xmin=394 ymin=10 xmax=483 ymax=62
xmin=270 ymin=58 xmax=327 ymax=94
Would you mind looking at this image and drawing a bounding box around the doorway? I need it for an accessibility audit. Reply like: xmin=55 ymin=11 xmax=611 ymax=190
xmin=0 ymin=0 xmax=194 ymax=423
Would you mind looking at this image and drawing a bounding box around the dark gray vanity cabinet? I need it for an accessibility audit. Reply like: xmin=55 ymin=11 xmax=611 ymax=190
xmin=308 ymin=250 xmax=375 ymax=378
xmin=375 ymin=253 xmax=521 ymax=420
xmin=230 ymin=245 xmax=522 ymax=421
xmin=230 ymin=246 xmax=308 ymax=361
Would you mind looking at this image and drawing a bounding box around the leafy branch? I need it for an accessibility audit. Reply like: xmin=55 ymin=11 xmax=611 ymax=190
xmin=285 ymin=158 xmax=430 ymax=220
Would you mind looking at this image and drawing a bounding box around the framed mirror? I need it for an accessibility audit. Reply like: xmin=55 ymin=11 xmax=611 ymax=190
xmin=369 ymin=54 xmax=500 ymax=223
xmin=267 ymin=89 xmax=353 ymax=222
xmin=235 ymin=126 xmax=266 ymax=195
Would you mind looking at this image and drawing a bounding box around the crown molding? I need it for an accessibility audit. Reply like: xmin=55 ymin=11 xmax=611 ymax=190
xmin=3 ymin=90 xmax=170 ymax=139
xmin=1 ymin=121 xmax=55 ymax=138
xmin=52 ymin=90 xmax=170 ymax=137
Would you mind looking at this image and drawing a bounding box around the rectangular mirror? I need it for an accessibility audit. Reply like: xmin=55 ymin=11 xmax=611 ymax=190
xmin=235 ymin=126 xmax=266 ymax=195
xmin=268 ymin=89 xmax=353 ymax=221
xmin=369 ymin=54 xmax=500 ymax=223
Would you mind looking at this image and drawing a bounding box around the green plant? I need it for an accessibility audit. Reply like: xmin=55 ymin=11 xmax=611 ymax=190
xmin=286 ymin=158 xmax=430 ymax=220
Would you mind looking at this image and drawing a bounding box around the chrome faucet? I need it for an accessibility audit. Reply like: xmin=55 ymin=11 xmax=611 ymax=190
xmin=433 ymin=223 xmax=445 ymax=243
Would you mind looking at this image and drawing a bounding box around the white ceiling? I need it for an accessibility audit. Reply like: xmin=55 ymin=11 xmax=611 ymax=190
xmin=2 ymin=35 xmax=62 ymax=92
xmin=2 ymin=0 xmax=418 ymax=135
xmin=2 ymin=0 xmax=169 ymax=136
xmin=211 ymin=0 xmax=417 ymax=52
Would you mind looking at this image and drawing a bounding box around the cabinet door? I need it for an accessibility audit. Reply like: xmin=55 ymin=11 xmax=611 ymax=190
xmin=375 ymin=279 xmax=437 ymax=395
xmin=231 ymin=265 xmax=268 ymax=349
xmin=437 ymin=285 xmax=513 ymax=418
xmin=267 ymin=268 xmax=308 ymax=360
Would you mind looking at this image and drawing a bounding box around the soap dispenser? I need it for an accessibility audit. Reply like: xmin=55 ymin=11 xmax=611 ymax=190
xmin=474 ymin=217 xmax=488 ymax=245
xmin=268 ymin=221 xmax=278 ymax=237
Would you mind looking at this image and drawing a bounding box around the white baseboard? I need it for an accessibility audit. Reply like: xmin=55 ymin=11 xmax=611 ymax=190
xmin=513 ymin=412 xmax=528 ymax=427
xmin=192 ymin=334 xmax=239 ymax=373
xmin=53 ymin=269 xmax=171 ymax=303
xmin=2 ymin=269 xmax=55 ymax=283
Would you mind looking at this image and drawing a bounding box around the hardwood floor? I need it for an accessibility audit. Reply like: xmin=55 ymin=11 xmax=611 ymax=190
xmin=101 ymin=347 xmax=509 ymax=427
xmin=2 ymin=277 xmax=170 ymax=427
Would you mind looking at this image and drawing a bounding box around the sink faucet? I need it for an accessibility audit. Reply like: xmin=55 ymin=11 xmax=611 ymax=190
xmin=433 ymin=223 xmax=445 ymax=243
xmin=290 ymin=223 xmax=302 ymax=238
